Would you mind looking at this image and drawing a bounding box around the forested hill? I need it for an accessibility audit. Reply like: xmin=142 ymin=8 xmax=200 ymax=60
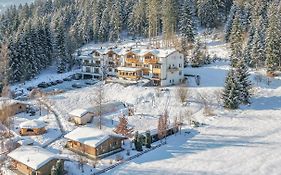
xmin=0 ymin=0 xmax=233 ymax=83
xmin=0 ymin=0 xmax=280 ymax=85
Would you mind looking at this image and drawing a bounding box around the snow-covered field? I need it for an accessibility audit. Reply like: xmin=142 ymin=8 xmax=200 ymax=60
xmin=36 ymin=60 xmax=280 ymax=175
xmin=3 ymin=36 xmax=281 ymax=175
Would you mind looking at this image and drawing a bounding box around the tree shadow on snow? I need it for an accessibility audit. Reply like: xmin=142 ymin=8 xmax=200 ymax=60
xmin=245 ymin=96 xmax=281 ymax=110
xmin=131 ymin=126 xmax=272 ymax=164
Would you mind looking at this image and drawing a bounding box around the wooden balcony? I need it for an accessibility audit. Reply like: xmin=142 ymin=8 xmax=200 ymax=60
xmin=144 ymin=58 xmax=159 ymax=64
xmin=126 ymin=58 xmax=139 ymax=63
xmin=152 ymin=74 xmax=161 ymax=80
xmin=152 ymin=68 xmax=161 ymax=74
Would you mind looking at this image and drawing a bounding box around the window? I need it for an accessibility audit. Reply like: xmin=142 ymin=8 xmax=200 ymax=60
xmin=179 ymin=64 xmax=182 ymax=68
xmin=179 ymin=71 xmax=182 ymax=75
xmin=27 ymin=128 xmax=34 ymax=132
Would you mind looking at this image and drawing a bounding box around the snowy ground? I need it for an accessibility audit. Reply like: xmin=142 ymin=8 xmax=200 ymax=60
xmin=12 ymin=106 xmax=62 ymax=147
xmin=3 ymin=35 xmax=281 ymax=174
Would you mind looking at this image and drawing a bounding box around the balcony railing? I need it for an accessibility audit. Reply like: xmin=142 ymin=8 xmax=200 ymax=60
xmin=126 ymin=58 xmax=139 ymax=63
xmin=152 ymin=74 xmax=161 ymax=79
xmin=144 ymin=58 xmax=159 ymax=64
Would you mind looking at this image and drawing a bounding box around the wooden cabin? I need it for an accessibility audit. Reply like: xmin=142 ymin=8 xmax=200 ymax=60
xmin=69 ymin=109 xmax=93 ymax=125
xmin=0 ymin=98 xmax=28 ymax=119
xmin=8 ymin=146 xmax=63 ymax=175
xmin=19 ymin=120 xmax=47 ymax=136
xmin=117 ymin=67 xmax=142 ymax=80
xmin=65 ymin=127 xmax=126 ymax=158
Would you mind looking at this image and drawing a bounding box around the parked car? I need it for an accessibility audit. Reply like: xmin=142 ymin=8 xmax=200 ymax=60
xmin=38 ymin=82 xmax=48 ymax=88
xmin=72 ymin=83 xmax=82 ymax=88
xmin=27 ymin=86 xmax=36 ymax=91
xmin=85 ymin=80 xmax=97 ymax=85
xmin=63 ymin=77 xmax=72 ymax=81
xmin=51 ymin=81 xmax=58 ymax=86
xmin=72 ymin=73 xmax=82 ymax=80
xmin=47 ymin=82 xmax=53 ymax=86
xmin=56 ymin=80 xmax=64 ymax=84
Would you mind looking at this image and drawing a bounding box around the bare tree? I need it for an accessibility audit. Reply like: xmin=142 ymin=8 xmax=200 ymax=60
xmin=197 ymin=92 xmax=214 ymax=117
xmin=176 ymin=86 xmax=188 ymax=105
xmin=157 ymin=110 xmax=168 ymax=143
xmin=30 ymin=88 xmax=47 ymax=116
xmin=173 ymin=116 xmax=179 ymax=136
xmin=214 ymin=89 xmax=223 ymax=106
xmin=0 ymin=42 xmax=9 ymax=85
xmin=93 ymin=83 xmax=105 ymax=130
xmin=0 ymin=86 xmax=14 ymax=136
xmin=154 ymin=87 xmax=161 ymax=98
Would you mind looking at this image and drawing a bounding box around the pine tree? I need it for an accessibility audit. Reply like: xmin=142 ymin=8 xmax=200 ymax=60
xmin=147 ymin=0 xmax=160 ymax=44
xmin=134 ymin=131 xmax=143 ymax=152
xmin=56 ymin=160 xmax=64 ymax=175
xmin=179 ymin=0 xmax=195 ymax=44
xmin=251 ymin=26 xmax=266 ymax=69
xmin=197 ymin=0 xmax=220 ymax=28
xmin=162 ymin=0 xmax=177 ymax=47
xmin=224 ymin=3 xmax=237 ymax=42
xmin=190 ymin=40 xmax=204 ymax=67
xmin=229 ymin=15 xmax=243 ymax=67
xmin=244 ymin=25 xmax=255 ymax=66
xmin=98 ymin=0 xmax=111 ymax=42
xmin=128 ymin=0 xmax=147 ymax=38
xmin=222 ymin=69 xmax=240 ymax=109
xmin=109 ymin=1 xmax=122 ymax=42
xmin=265 ymin=2 xmax=280 ymax=73
xmin=51 ymin=165 xmax=58 ymax=175
xmin=54 ymin=18 xmax=68 ymax=73
xmin=145 ymin=130 xmax=152 ymax=148
xmin=236 ymin=59 xmax=251 ymax=105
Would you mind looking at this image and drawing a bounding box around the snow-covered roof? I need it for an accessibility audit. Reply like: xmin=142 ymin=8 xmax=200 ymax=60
xmin=77 ymin=55 xmax=93 ymax=60
xmin=8 ymin=146 xmax=58 ymax=170
xmin=19 ymin=120 xmax=46 ymax=129
xmin=88 ymin=46 xmax=178 ymax=58
xmin=117 ymin=67 xmax=142 ymax=72
xmin=150 ymin=48 xmax=177 ymax=58
xmin=112 ymin=48 xmax=128 ymax=56
xmin=69 ymin=109 xmax=90 ymax=118
xmin=127 ymin=48 xmax=177 ymax=58
xmin=93 ymin=48 xmax=110 ymax=55
xmin=64 ymin=127 xmax=126 ymax=147
xmin=0 ymin=97 xmax=28 ymax=109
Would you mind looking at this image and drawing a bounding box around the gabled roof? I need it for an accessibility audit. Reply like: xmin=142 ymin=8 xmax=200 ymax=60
xmin=124 ymin=48 xmax=177 ymax=58
xmin=19 ymin=120 xmax=46 ymax=129
xmin=8 ymin=146 xmax=58 ymax=170
xmin=0 ymin=97 xmax=28 ymax=110
xmin=77 ymin=55 xmax=93 ymax=60
xmin=64 ymin=127 xmax=126 ymax=148
xmin=69 ymin=109 xmax=90 ymax=118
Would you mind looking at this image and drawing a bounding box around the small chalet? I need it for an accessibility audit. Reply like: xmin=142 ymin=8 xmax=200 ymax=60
xmin=0 ymin=98 xmax=28 ymax=118
xmin=19 ymin=120 xmax=47 ymax=136
xmin=87 ymin=101 xmax=127 ymax=117
xmin=65 ymin=127 xmax=126 ymax=158
xmin=8 ymin=146 xmax=63 ymax=175
xmin=69 ymin=108 xmax=93 ymax=125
